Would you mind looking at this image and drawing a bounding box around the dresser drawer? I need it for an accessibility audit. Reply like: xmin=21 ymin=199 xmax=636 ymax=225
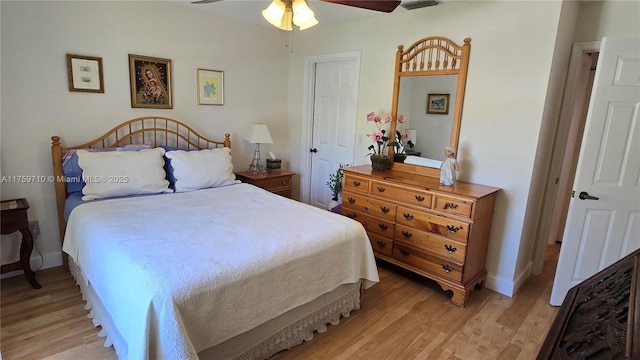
xmin=396 ymin=206 xmax=469 ymax=243
xmin=256 ymin=176 xmax=291 ymax=191
xmin=341 ymin=210 xmax=395 ymax=239
xmin=343 ymin=174 xmax=370 ymax=193
xmin=394 ymin=224 xmax=466 ymax=264
xmin=393 ymin=243 xmax=463 ymax=282
xmin=433 ymin=195 xmax=473 ymax=219
xmin=342 ymin=191 xmax=396 ymax=221
xmin=370 ymin=180 xmax=432 ymax=210
xmin=368 ymin=232 xmax=393 ymax=257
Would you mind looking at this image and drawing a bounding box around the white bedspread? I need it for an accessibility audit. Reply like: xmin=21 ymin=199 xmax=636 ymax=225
xmin=63 ymin=183 xmax=379 ymax=359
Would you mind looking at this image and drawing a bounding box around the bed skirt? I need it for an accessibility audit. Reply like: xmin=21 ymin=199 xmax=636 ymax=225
xmin=68 ymin=259 xmax=363 ymax=359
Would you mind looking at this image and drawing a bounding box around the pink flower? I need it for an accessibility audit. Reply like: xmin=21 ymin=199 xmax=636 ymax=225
xmin=384 ymin=115 xmax=392 ymax=123
xmin=370 ymin=131 xmax=384 ymax=143
xmin=397 ymin=114 xmax=407 ymax=123
xmin=366 ymin=112 xmax=376 ymax=122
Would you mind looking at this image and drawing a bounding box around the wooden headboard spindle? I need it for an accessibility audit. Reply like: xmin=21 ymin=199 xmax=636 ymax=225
xmin=51 ymin=116 xmax=231 ymax=263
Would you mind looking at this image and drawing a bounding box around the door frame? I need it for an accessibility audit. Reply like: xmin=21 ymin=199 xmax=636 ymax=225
xmin=300 ymin=51 xmax=361 ymax=204
xmin=532 ymin=41 xmax=601 ymax=275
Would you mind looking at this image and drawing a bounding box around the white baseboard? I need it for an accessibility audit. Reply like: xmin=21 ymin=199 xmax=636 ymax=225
xmin=0 ymin=251 xmax=63 ymax=280
xmin=485 ymin=261 xmax=533 ymax=297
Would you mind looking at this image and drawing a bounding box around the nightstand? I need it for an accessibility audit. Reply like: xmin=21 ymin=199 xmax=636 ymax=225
xmin=235 ymin=171 xmax=294 ymax=198
xmin=1 ymin=198 xmax=41 ymax=289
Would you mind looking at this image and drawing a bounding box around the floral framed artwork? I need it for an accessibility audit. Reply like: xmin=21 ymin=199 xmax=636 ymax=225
xmin=426 ymin=93 xmax=450 ymax=114
xmin=129 ymin=54 xmax=173 ymax=109
xmin=66 ymin=54 xmax=104 ymax=93
xmin=197 ymin=68 xmax=224 ymax=105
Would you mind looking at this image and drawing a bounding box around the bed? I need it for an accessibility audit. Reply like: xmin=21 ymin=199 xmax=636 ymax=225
xmin=51 ymin=117 xmax=379 ymax=359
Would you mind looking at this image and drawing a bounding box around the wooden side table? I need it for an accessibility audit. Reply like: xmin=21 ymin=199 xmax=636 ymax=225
xmin=1 ymin=198 xmax=41 ymax=289
xmin=235 ymin=171 xmax=295 ymax=198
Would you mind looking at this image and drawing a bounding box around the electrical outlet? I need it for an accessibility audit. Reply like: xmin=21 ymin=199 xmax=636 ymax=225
xmin=29 ymin=221 xmax=40 ymax=237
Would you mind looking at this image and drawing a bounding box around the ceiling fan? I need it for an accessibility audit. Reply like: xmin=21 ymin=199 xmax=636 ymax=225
xmin=191 ymin=0 xmax=402 ymax=13
xmin=191 ymin=0 xmax=402 ymax=31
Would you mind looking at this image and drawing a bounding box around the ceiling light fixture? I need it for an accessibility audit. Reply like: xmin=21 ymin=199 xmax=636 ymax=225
xmin=262 ymin=0 xmax=318 ymax=31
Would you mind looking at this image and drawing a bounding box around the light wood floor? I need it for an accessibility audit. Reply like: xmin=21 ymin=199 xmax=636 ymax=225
xmin=1 ymin=245 xmax=560 ymax=360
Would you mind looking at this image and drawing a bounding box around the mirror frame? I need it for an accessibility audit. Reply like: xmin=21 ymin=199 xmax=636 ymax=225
xmin=389 ymin=36 xmax=471 ymax=178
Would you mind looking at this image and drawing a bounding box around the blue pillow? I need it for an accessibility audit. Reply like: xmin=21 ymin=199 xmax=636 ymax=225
xmin=62 ymin=144 xmax=151 ymax=194
xmin=160 ymin=146 xmax=198 ymax=190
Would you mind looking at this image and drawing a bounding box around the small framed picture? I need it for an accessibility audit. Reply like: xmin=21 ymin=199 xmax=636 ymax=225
xmin=129 ymin=54 xmax=173 ymax=109
xmin=427 ymin=93 xmax=450 ymax=114
xmin=66 ymin=54 xmax=104 ymax=93
xmin=197 ymin=68 xmax=224 ymax=105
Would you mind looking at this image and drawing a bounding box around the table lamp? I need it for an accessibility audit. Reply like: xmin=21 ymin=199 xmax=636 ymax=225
xmin=248 ymin=123 xmax=273 ymax=174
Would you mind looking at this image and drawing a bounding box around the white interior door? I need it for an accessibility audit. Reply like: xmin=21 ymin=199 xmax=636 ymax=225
xmin=550 ymin=37 xmax=640 ymax=306
xmin=308 ymin=59 xmax=358 ymax=209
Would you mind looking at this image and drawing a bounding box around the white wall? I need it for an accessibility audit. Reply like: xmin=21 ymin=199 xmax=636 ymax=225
xmin=0 ymin=1 xmax=289 ymax=269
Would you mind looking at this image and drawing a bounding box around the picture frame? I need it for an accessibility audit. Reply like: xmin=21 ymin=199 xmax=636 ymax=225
xmin=129 ymin=54 xmax=173 ymax=109
xmin=197 ymin=68 xmax=224 ymax=105
xmin=66 ymin=54 xmax=104 ymax=93
xmin=426 ymin=93 xmax=450 ymax=114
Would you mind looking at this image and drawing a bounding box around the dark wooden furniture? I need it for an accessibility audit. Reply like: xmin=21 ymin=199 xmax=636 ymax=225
xmin=235 ymin=171 xmax=294 ymax=199
xmin=1 ymin=198 xmax=41 ymax=289
xmin=538 ymin=248 xmax=639 ymax=359
xmin=341 ymin=165 xmax=499 ymax=307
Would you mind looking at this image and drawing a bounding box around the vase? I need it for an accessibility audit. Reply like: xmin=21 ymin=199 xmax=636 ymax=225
xmin=394 ymin=153 xmax=407 ymax=163
xmin=370 ymin=155 xmax=390 ymax=171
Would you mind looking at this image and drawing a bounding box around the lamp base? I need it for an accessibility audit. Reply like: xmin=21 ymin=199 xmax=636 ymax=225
xmin=248 ymin=144 xmax=266 ymax=174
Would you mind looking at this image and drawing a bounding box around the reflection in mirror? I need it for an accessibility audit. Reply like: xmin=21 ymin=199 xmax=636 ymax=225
xmin=397 ymin=75 xmax=458 ymax=165
xmin=389 ymin=37 xmax=471 ymax=178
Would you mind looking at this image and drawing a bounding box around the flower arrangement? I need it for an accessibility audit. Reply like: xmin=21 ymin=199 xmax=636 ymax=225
xmin=326 ymin=164 xmax=349 ymax=201
xmin=388 ymin=130 xmax=414 ymax=155
xmin=366 ymin=112 xmax=392 ymax=157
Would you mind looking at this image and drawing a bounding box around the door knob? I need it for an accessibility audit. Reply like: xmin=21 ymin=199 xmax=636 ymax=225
xmin=309 ymin=148 xmax=318 ymax=153
xmin=578 ymin=191 xmax=599 ymax=200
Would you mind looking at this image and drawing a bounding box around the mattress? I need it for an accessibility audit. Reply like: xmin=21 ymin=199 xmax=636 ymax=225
xmin=63 ymin=183 xmax=379 ymax=359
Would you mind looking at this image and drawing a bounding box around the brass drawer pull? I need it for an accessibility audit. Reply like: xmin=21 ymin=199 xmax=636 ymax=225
xmin=446 ymin=225 xmax=461 ymax=233
xmin=380 ymin=206 xmax=390 ymax=214
xmin=444 ymin=202 xmax=458 ymax=210
xmin=400 ymin=249 xmax=410 ymax=256
xmin=348 ymin=197 xmax=356 ymax=204
xmin=376 ymin=240 xmax=386 ymax=248
xmin=403 ymin=213 xmax=414 ymax=221
xmin=378 ymin=223 xmax=388 ymax=231
xmin=377 ymin=186 xmax=386 ymax=193
xmin=444 ymin=244 xmax=457 ymax=253
xmin=282 ymin=181 xmax=289 ymax=186
xmin=415 ymin=195 xmax=425 ymax=202
xmin=353 ymin=180 xmax=361 ymax=186
xmin=346 ymin=213 xmax=357 ymax=219
xmin=442 ymin=265 xmax=453 ymax=273
xmin=401 ymin=230 xmax=412 ymax=238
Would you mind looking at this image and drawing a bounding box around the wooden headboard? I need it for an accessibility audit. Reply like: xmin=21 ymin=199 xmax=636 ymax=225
xmin=51 ymin=116 xmax=231 ymax=255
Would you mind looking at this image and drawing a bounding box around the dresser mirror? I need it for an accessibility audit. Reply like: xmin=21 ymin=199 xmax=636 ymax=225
xmin=389 ymin=37 xmax=471 ymax=178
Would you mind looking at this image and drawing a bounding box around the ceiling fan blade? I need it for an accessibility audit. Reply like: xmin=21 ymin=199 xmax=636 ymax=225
xmin=320 ymin=0 xmax=401 ymax=13
xmin=191 ymin=0 xmax=224 ymax=4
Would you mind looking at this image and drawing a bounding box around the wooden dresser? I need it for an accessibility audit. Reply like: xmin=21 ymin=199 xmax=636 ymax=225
xmin=341 ymin=165 xmax=499 ymax=306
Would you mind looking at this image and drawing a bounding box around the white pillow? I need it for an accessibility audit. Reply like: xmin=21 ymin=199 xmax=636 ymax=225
xmin=165 ymin=148 xmax=236 ymax=192
xmin=78 ymin=148 xmax=171 ymax=200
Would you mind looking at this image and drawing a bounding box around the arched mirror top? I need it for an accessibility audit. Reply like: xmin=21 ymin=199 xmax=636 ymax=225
xmin=389 ymin=36 xmax=471 ymax=178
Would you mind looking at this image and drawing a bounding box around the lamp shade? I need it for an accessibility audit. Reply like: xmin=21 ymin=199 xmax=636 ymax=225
xmin=248 ymin=124 xmax=273 ymax=144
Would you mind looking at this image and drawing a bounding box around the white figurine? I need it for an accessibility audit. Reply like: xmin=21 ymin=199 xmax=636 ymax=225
xmin=440 ymin=146 xmax=460 ymax=186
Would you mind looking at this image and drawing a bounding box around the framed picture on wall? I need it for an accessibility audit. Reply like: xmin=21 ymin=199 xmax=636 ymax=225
xmin=129 ymin=54 xmax=173 ymax=109
xmin=66 ymin=54 xmax=104 ymax=93
xmin=426 ymin=93 xmax=450 ymax=114
xmin=197 ymin=68 xmax=224 ymax=105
